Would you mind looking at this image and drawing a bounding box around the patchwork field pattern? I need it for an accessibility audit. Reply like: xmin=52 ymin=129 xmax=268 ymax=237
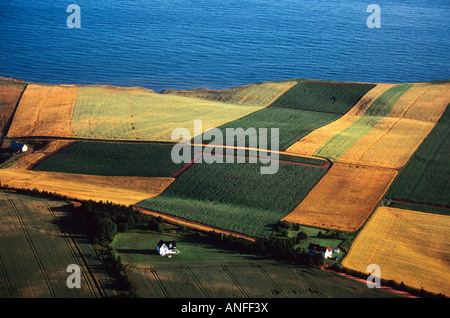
xmin=282 ymin=163 xmax=398 ymax=231
xmin=137 ymin=161 xmax=328 ymax=238
xmin=313 ymin=84 xmax=414 ymax=160
xmin=385 ymin=102 xmax=450 ymax=207
xmin=342 ymin=207 xmax=450 ymax=296
xmin=286 ymin=83 xmax=396 ymax=155
xmin=338 ymin=83 xmax=450 ymax=168
xmin=210 ymin=107 xmax=340 ymax=151
xmin=287 ymin=82 xmax=450 ymax=169
xmin=161 ymin=80 xmax=298 ymax=106
xmin=7 ymin=84 xmax=78 ymax=138
xmin=70 ymin=86 xmax=266 ymax=141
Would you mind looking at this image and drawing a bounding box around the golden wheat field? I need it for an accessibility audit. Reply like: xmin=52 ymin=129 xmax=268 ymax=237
xmin=338 ymin=83 xmax=450 ymax=168
xmin=342 ymin=207 xmax=450 ymax=296
xmin=0 ymin=169 xmax=174 ymax=206
xmin=162 ymin=80 xmax=298 ymax=106
xmin=0 ymin=83 xmax=26 ymax=137
xmin=286 ymin=83 xmax=395 ymax=155
xmin=70 ymin=86 xmax=266 ymax=141
xmin=7 ymin=84 xmax=79 ymax=138
xmin=282 ymin=163 xmax=397 ymax=231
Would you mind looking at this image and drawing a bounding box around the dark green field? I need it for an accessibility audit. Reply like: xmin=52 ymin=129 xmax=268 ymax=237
xmin=270 ymin=82 xmax=376 ymax=114
xmin=385 ymin=104 xmax=450 ymax=208
xmin=201 ymin=107 xmax=340 ymax=151
xmin=33 ymin=142 xmax=184 ymax=177
xmin=136 ymin=161 xmax=328 ymax=238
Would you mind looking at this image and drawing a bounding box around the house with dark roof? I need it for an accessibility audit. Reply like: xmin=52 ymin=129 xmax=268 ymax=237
xmin=9 ymin=141 xmax=27 ymax=152
xmin=157 ymin=240 xmax=178 ymax=256
xmin=308 ymin=243 xmax=333 ymax=259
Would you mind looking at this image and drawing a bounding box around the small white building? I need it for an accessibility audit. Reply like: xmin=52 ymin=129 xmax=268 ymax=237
xmin=9 ymin=141 xmax=27 ymax=152
xmin=156 ymin=240 xmax=178 ymax=256
xmin=308 ymin=243 xmax=333 ymax=259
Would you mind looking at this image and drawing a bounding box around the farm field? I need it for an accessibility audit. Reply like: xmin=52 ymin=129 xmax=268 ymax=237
xmin=287 ymin=82 xmax=450 ymax=170
xmin=271 ymin=81 xmax=376 ymax=114
xmin=113 ymin=232 xmax=401 ymax=298
xmin=342 ymin=207 xmax=450 ymax=296
xmin=7 ymin=84 xmax=78 ymax=138
xmin=313 ymin=84 xmax=413 ymax=160
xmin=0 ymin=190 xmax=114 ymax=297
xmin=385 ymin=102 xmax=450 ymax=208
xmin=33 ymin=141 xmax=185 ymax=178
xmin=337 ymin=83 xmax=450 ymax=168
xmin=286 ymin=83 xmax=396 ymax=155
xmin=210 ymin=106 xmax=340 ymax=150
xmin=282 ymin=163 xmax=398 ymax=231
xmin=70 ymin=86 xmax=266 ymax=141
xmin=136 ymin=160 xmax=328 ymax=238
xmin=161 ymin=80 xmax=297 ymax=106
xmin=0 ymin=79 xmax=27 ymax=140
xmin=0 ymin=169 xmax=174 ymax=206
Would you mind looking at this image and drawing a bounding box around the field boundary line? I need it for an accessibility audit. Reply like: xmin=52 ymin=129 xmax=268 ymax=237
xmin=5 ymin=195 xmax=55 ymax=297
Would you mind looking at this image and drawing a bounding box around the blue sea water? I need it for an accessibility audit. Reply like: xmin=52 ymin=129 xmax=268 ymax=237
xmin=0 ymin=0 xmax=449 ymax=92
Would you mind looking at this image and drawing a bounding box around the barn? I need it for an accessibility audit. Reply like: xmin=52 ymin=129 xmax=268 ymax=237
xmin=156 ymin=240 xmax=178 ymax=256
xmin=308 ymin=243 xmax=333 ymax=259
xmin=9 ymin=141 xmax=28 ymax=152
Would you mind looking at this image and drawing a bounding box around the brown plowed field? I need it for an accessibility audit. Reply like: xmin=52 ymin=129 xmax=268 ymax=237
xmin=282 ymin=163 xmax=397 ymax=231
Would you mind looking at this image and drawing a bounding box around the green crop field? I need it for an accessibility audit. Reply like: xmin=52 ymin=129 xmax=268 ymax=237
xmin=385 ymin=103 xmax=450 ymax=208
xmin=0 ymin=190 xmax=113 ymax=297
xmin=33 ymin=141 xmax=185 ymax=177
xmin=270 ymin=82 xmax=376 ymax=114
xmin=136 ymin=161 xmax=328 ymax=238
xmin=201 ymin=107 xmax=340 ymax=151
xmin=314 ymin=84 xmax=413 ymax=159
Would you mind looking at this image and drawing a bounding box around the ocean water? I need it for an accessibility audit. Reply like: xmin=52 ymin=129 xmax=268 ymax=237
xmin=0 ymin=0 xmax=448 ymax=92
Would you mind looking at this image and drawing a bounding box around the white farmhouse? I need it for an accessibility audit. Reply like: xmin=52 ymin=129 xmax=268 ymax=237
xmin=157 ymin=240 xmax=178 ymax=256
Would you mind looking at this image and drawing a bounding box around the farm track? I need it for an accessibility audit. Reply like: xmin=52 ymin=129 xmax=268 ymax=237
xmin=44 ymin=201 xmax=104 ymax=298
xmin=221 ymin=264 xmax=249 ymax=298
xmin=0 ymin=255 xmax=15 ymax=297
xmin=5 ymin=194 xmax=55 ymax=297
xmin=256 ymin=265 xmax=287 ymax=298
xmin=295 ymin=268 xmax=323 ymax=298
xmin=184 ymin=266 xmax=209 ymax=298
xmin=151 ymin=269 xmax=169 ymax=298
